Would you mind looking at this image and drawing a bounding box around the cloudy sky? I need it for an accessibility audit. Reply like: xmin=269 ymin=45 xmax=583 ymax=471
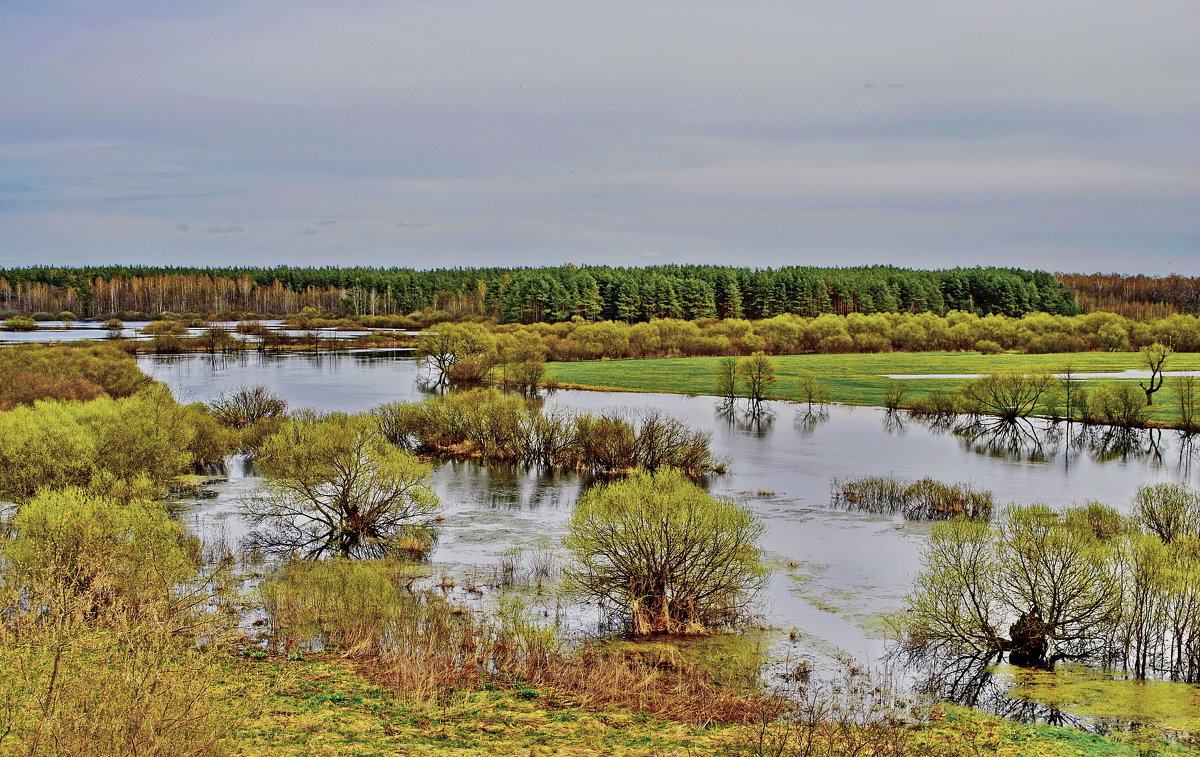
xmin=1 ymin=0 xmax=1197 ymax=273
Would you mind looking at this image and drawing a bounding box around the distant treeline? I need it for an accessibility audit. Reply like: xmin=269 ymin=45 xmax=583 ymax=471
xmin=1059 ymin=273 xmax=1200 ymax=319
xmin=0 ymin=264 xmax=1076 ymax=322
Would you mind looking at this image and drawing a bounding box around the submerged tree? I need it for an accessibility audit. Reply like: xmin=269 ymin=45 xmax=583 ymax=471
xmin=1139 ymin=342 xmax=1173 ymax=406
xmin=959 ymin=372 xmax=1053 ymax=421
xmin=894 ymin=488 xmax=1200 ymax=681
xmin=208 ymin=384 xmax=288 ymax=428
xmin=564 ymin=469 xmax=765 ymax=635
xmin=737 ymin=352 xmax=776 ymax=409
xmin=413 ymin=322 xmax=494 ymax=385
xmin=894 ymin=505 xmax=1121 ymax=670
xmin=246 ymin=413 xmax=440 ymax=559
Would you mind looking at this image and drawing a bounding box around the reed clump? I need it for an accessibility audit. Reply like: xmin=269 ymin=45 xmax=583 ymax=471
xmin=830 ymin=475 xmax=994 ymax=520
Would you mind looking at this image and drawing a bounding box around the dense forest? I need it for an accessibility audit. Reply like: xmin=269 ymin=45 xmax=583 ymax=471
xmin=0 ymin=265 xmax=1076 ymax=322
xmin=1059 ymin=273 xmax=1200 ymax=318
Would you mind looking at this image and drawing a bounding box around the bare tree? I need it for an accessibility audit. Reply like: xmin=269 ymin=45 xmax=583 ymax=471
xmin=737 ymin=352 xmax=776 ymax=409
xmin=209 ymin=385 xmax=288 ymax=428
xmin=1059 ymin=365 xmax=1084 ymax=423
xmin=1178 ymin=375 xmax=1200 ymax=433
xmin=1139 ymin=342 xmax=1174 ymax=406
xmin=245 ymin=413 xmax=440 ymax=559
xmin=714 ymin=356 xmax=739 ymax=406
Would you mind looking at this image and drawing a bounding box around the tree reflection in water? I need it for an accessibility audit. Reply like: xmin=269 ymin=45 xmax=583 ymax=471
xmin=793 ymin=406 xmax=829 ymax=438
xmin=901 ymin=651 xmax=1086 ymax=730
xmin=952 ymin=417 xmax=1050 ymax=462
xmin=900 ymin=410 xmax=1199 ymax=478
xmin=715 ymin=401 xmax=776 ymax=438
xmin=880 ymin=409 xmax=907 ymax=435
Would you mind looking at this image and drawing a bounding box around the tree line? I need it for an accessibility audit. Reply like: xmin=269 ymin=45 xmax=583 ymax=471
xmin=0 ymin=264 xmax=1076 ymax=322
xmin=1059 ymin=272 xmax=1200 ymax=319
xmin=412 ymin=311 xmax=1200 ymax=372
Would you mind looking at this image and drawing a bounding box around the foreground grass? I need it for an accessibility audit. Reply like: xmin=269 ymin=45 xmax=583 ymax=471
xmin=545 ymin=352 xmax=1200 ymax=425
xmin=218 ymin=654 xmax=1193 ymax=756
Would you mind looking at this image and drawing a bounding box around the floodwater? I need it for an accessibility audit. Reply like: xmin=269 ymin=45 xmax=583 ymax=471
xmin=0 ymin=320 xmax=414 ymax=344
xmin=141 ymin=350 xmax=1200 ymax=683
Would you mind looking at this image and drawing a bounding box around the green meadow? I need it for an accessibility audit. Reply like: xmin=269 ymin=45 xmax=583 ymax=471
xmin=545 ymin=351 xmax=1200 ymax=425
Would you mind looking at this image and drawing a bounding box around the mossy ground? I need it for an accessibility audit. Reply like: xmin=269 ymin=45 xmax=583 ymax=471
xmin=545 ymin=351 xmax=1200 ymax=425
xmin=219 ymin=654 xmax=1196 ymax=756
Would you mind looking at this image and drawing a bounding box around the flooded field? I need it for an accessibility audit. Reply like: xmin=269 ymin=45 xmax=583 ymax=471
xmin=141 ymin=350 xmax=1200 ymax=731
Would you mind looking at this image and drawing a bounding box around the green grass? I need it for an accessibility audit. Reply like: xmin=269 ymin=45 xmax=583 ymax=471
xmin=545 ymin=351 xmax=1200 ymax=425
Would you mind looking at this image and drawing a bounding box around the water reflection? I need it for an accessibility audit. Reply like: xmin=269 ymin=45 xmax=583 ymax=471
xmin=793 ymin=407 xmax=830 ymax=438
xmin=953 ymin=417 xmax=1050 ymax=462
xmin=899 ymin=652 xmax=1083 ymax=728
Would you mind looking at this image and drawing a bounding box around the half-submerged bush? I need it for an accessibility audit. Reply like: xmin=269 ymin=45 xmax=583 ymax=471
xmin=831 ymin=475 xmax=994 ymax=520
xmin=374 ymin=388 xmax=724 ymax=476
xmin=564 ymin=469 xmax=765 ymax=635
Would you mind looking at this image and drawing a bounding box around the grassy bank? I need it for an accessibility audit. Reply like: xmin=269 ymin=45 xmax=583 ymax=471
xmin=545 ymin=352 xmax=1200 ymax=425
xmin=220 ymin=654 xmax=1180 ymax=756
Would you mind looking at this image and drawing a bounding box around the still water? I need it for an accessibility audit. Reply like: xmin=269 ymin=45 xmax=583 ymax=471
xmin=140 ymin=350 xmax=1199 ymax=685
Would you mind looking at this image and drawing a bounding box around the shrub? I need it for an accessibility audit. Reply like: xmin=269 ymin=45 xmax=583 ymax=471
xmin=831 ymin=475 xmax=994 ymax=520
xmin=142 ymin=319 xmax=188 ymax=336
xmin=564 ymin=469 xmax=765 ymax=635
xmin=958 ymin=372 xmax=1053 ymax=420
xmin=973 ymin=339 xmax=1002 ymax=355
xmin=1088 ymin=383 xmax=1149 ymax=427
xmin=815 ymin=334 xmax=856 ymax=354
xmin=208 ymin=385 xmax=288 ymax=428
xmin=3 ymin=315 xmax=37 ymax=331
xmin=3 ymin=487 xmax=196 ymax=616
xmin=248 ymin=413 xmax=441 ymax=559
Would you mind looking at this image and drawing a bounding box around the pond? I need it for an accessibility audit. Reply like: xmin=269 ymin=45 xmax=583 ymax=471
xmin=140 ymin=350 xmax=1200 ymax=728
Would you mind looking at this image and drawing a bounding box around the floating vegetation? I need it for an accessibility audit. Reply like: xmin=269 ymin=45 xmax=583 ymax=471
xmin=1003 ymin=663 xmax=1200 ymax=736
xmin=830 ymin=475 xmax=995 ymax=520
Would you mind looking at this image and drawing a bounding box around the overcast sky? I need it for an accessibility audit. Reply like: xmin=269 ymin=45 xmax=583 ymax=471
xmin=1 ymin=0 xmax=1197 ymax=273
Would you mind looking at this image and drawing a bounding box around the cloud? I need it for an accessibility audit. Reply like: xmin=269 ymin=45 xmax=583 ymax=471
xmin=300 ymin=228 xmax=319 ymax=235
xmin=104 ymin=190 xmax=246 ymax=203
xmin=0 ymin=0 xmax=1196 ymax=273
xmin=175 ymin=223 xmax=188 ymax=231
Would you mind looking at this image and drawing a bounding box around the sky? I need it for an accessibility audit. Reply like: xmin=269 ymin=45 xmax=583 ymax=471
xmin=1 ymin=0 xmax=1197 ymax=274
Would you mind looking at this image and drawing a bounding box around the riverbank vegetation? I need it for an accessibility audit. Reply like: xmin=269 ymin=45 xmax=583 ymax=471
xmin=565 ymin=470 xmax=766 ymax=635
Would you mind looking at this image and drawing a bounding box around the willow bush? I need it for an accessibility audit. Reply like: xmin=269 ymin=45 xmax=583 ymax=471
xmin=894 ymin=484 xmax=1200 ymax=681
xmin=564 ymin=469 xmax=765 ymax=635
